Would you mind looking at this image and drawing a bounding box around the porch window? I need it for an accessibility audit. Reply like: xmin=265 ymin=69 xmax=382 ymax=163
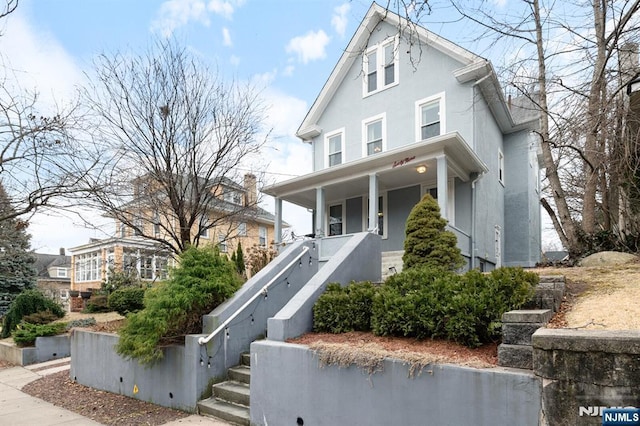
xmin=363 ymin=114 xmax=386 ymax=156
xmin=325 ymin=129 xmax=344 ymax=167
xmin=329 ymin=204 xmax=343 ymax=236
xmin=415 ymin=93 xmax=445 ymax=142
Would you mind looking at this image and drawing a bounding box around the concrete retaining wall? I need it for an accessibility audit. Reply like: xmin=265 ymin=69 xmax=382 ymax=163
xmin=533 ymin=328 xmax=640 ymax=425
xmin=251 ymin=340 xmax=542 ymax=426
xmin=0 ymin=335 xmax=70 ymax=365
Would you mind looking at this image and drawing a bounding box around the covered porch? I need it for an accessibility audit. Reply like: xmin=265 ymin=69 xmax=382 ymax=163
xmin=265 ymin=132 xmax=488 ymax=256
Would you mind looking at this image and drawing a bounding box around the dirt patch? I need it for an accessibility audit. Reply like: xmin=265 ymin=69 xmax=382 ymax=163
xmin=57 ymin=311 xmax=125 ymax=324
xmin=21 ymin=371 xmax=189 ymax=426
xmin=289 ymin=331 xmax=497 ymax=370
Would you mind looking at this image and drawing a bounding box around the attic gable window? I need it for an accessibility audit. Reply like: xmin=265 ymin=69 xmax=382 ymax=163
xmin=363 ymin=36 xmax=399 ymax=97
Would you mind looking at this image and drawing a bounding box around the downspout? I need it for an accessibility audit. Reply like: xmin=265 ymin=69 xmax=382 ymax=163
xmin=470 ymin=71 xmax=491 ymax=269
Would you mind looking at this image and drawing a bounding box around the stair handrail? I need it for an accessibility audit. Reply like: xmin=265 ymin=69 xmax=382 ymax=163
xmin=197 ymin=245 xmax=311 ymax=346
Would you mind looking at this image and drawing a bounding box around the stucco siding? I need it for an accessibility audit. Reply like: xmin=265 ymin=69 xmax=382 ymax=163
xmin=383 ymin=185 xmax=420 ymax=251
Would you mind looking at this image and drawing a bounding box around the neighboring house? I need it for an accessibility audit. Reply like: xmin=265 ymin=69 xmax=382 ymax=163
xmin=70 ymin=174 xmax=282 ymax=291
xmin=264 ymin=3 xmax=542 ymax=271
xmin=34 ymin=248 xmax=71 ymax=307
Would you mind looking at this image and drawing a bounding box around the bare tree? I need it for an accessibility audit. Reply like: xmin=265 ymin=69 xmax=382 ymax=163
xmin=80 ymin=40 xmax=268 ymax=254
xmin=446 ymin=0 xmax=640 ymax=256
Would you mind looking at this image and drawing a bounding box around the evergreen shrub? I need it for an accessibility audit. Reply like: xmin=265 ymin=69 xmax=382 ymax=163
xmin=1 ymin=289 xmax=64 ymax=338
xmin=84 ymin=295 xmax=110 ymax=313
xmin=12 ymin=322 xmax=67 ymax=347
xmin=108 ymin=287 xmax=145 ymax=316
xmin=402 ymin=194 xmax=464 ymax=271
xmin=313 ymin=281 xmax=376 ymax=333
xmin=116 ymin=246 xmax=242 ymax=365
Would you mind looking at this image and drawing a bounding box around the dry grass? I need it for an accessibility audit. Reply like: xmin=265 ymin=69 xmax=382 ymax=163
xmin=534 ymin=260 xmax=640 ymax=330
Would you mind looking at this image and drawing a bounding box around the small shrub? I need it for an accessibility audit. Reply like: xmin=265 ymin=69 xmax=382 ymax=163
xmin=100 ymin=268 xmax=142 ymax=294
xmin=21 ymin=310 xmax=60 ymax=325
xmin=108 ymin=287 xmax=145 ymax=316
xmin=65 ymin=317 xmax=97 ymax=330
xmin=12 ymin=322 xmax=67 ymax=347
xmin=84 ymin=295 xmax=110 ymax=313
xmin=313 ymin=281 xmax=376 ymax=333
xmin=1 ymin=289 xmax=65 ymax=338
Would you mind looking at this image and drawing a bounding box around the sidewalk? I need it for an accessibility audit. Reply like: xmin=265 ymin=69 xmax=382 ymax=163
xmin=0 ymin=358 xmax=230 ymax=426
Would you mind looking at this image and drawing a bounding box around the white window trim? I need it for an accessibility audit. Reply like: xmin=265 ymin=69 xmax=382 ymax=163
xmin=422 ymin=179 xmax=456 ymax=226
xmin=324 ymin=127 xmax=345 ymax=168
xmin=258 ymin=226 xmax=268 ymax=247
xmin=218 ymin=234 xmax=228 ymax=253
xmin=362 ymin=113 xmax=387 ymax=157
xmin=238 ymin=222 xmax=247 ymax=237
xmin=326 ymin=201 xmax=346 ymax=237
xmin=498 ymin=149 xmax=505 ymax=186
xmin=415 ymin=92 xmax=446 ymax=142
xmin=57 ymin=267 xmax=68 ymax=278
xmin=363 ymin=35 xmax=400 ymax=97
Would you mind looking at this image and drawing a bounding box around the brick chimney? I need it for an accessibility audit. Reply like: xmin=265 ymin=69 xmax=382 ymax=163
xmin=244 ymin=173 xmax=257 ymax=207
xmin=59 ymin=248 xmax=66 ymax=256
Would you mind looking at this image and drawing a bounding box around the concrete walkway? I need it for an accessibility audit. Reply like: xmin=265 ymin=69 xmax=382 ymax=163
xmin=0 ymin=358 xmax=230 ymax=426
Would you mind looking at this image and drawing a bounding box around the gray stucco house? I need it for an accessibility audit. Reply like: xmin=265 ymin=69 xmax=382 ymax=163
xmin=265 ymin=2 xmax=541 ymax=271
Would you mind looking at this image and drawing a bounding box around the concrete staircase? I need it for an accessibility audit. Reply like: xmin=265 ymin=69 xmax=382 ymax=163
xmin=381 ymin=250 xmax=403 ymax=280
xmin=197 ymin=353 xmax=251 ymax=425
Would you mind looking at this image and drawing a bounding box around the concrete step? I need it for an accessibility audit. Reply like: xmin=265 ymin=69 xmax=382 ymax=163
xmin=213 ymin=381 xmax=250 ymax=406
xmin=497 ymin=344 xmax=533 ymax=369
xmin=503 ymin=309 xmax=553 ymax=324
xmin=197 ymin=398 xmax=250 ymax=426
xmin=240 ymin=352 xmax=250 ymax=367
xmin=228 ymin=365 xmax=251 ymax=385
xmin=502 ymin=323 xmax=546 ymax=345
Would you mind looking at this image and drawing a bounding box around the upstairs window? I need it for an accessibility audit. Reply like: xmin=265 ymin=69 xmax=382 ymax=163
xmin=57 ymin=267 xmax=67 ymax=278
xmin=224 ymin=190 xmax=242 ymax=205
xmin=415 ymin=93 xmax=445 ymax=141
xmin=364 ymin=36 xmax=399 ymax=96
xmin=237 ymin=222 xmax=247 ymax=237
xmin=325 ymin=129 xmax=345 ymax=167
xmin=363 ymin=113 xmax=386 ymax=156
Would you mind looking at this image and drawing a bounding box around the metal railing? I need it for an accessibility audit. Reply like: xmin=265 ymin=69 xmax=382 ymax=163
xmin=197 ymin=245 xmax=311 ymax=346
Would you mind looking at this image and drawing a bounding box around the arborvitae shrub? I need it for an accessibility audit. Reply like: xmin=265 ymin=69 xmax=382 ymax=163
xmin=402 ymin=194 xmax=464 ymax=271
xmin=116 ymin=246 xmax=242 ymax=365
xmin=1 ymin=289 xmax=64 ymax=338
xmin=313 ymin=281 xmax=376 ymax=333
xmin=83 ymin=295 xmax=110 ymax=313
xmin=21 ymin=310 xmax=60 ymax=325
xmin=108 ymin=287 xmax=145 ymax=316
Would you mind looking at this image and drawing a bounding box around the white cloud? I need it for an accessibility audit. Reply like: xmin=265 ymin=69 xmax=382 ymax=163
xmin=207 ymin=0 xmax=246 ymax=20
xmin=230 ymin=54 xmax=241 ymax=66
xmin=151 ymin=0 xmax=209 ymax=37
xmin=282 ymin=65 xmax=295 ymax=77
xmin=286 ymin=30 xmax=331 ymax=64
xmin=331 ymin=3 xmax=350 ymax=38
xmin=222 ymin=27 xmax=232 ymax=46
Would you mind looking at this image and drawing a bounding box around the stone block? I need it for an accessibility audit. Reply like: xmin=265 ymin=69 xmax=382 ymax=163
xmin=503 ymin=309 xmax=553 ymax=324
xmin=502 ymin=323 xmax=545 ymax=345
xmin=498 ymin=344 xmax=532 ymax=369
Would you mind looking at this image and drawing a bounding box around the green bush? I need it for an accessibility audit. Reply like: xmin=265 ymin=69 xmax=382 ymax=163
xmin=313 ymin=281 xmax=376 ymax=333
xmin=116 ymin=246 xmax=242 ymax=365
xmin=1 ymin=289 xmax=65 ymax=338
xmin=402 ymin=194 xmax=464 ymax=271
xmin=84 ymin=295 xmax=110 ymax=313
xmin=65 ymin=317 xmax=97 ymax=330
xmin=12 ymin=322 xmax=67 ymax=347
xmin=21 ymin=310 xmax=60 ymax=325
xmin=108 ymin=287 xmax=145 ymax=316
xmin=371 ymin=266 xmax=537 ymax=347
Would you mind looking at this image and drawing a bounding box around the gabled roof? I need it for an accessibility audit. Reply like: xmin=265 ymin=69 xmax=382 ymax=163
xmin=297 ymin=2 xmax=536 ymax=139
xmin=34 ymin=253 xmax=71 ymax=278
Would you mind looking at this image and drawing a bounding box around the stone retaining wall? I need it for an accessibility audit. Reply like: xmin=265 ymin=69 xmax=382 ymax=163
xmin=533 ymin=328 xmax=640 ymax=425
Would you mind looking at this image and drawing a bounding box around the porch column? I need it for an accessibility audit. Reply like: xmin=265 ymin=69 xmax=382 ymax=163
xmin=437 ymin=155 xmax=448 ymax=220
xmin=368 ymin=173 xmax=379 ymax=232
xmin=315 ymin=187 xmax=325 ymax=237
xmin=274 ymin=197 xmax=282 ymax=244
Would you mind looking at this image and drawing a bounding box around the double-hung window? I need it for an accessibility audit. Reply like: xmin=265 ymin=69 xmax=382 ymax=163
xmin=364 ymin=36 xmax=399 ymax=96
xmin=218 ymin=234 xmax=227 ymax=253
xmin=328 ymin=204 xmax=343 ymax=236
xmin=325 ymin=129 xmax=344 ymax=167
xmin=363 ymin=113 xmax=386 ymax=156
xmin=259 ymin=226 xmax=267 ymax=247
xmin=415 ymin=93 xmax=445 ymax=141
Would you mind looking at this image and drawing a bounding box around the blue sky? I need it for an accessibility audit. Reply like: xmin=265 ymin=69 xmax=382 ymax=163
xmin=1 ymin=0 xmax=557 ymax=253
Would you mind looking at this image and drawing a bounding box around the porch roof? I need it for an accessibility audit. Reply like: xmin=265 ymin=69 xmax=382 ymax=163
xmin=264 ymin=132 xmax=488 ymax=209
